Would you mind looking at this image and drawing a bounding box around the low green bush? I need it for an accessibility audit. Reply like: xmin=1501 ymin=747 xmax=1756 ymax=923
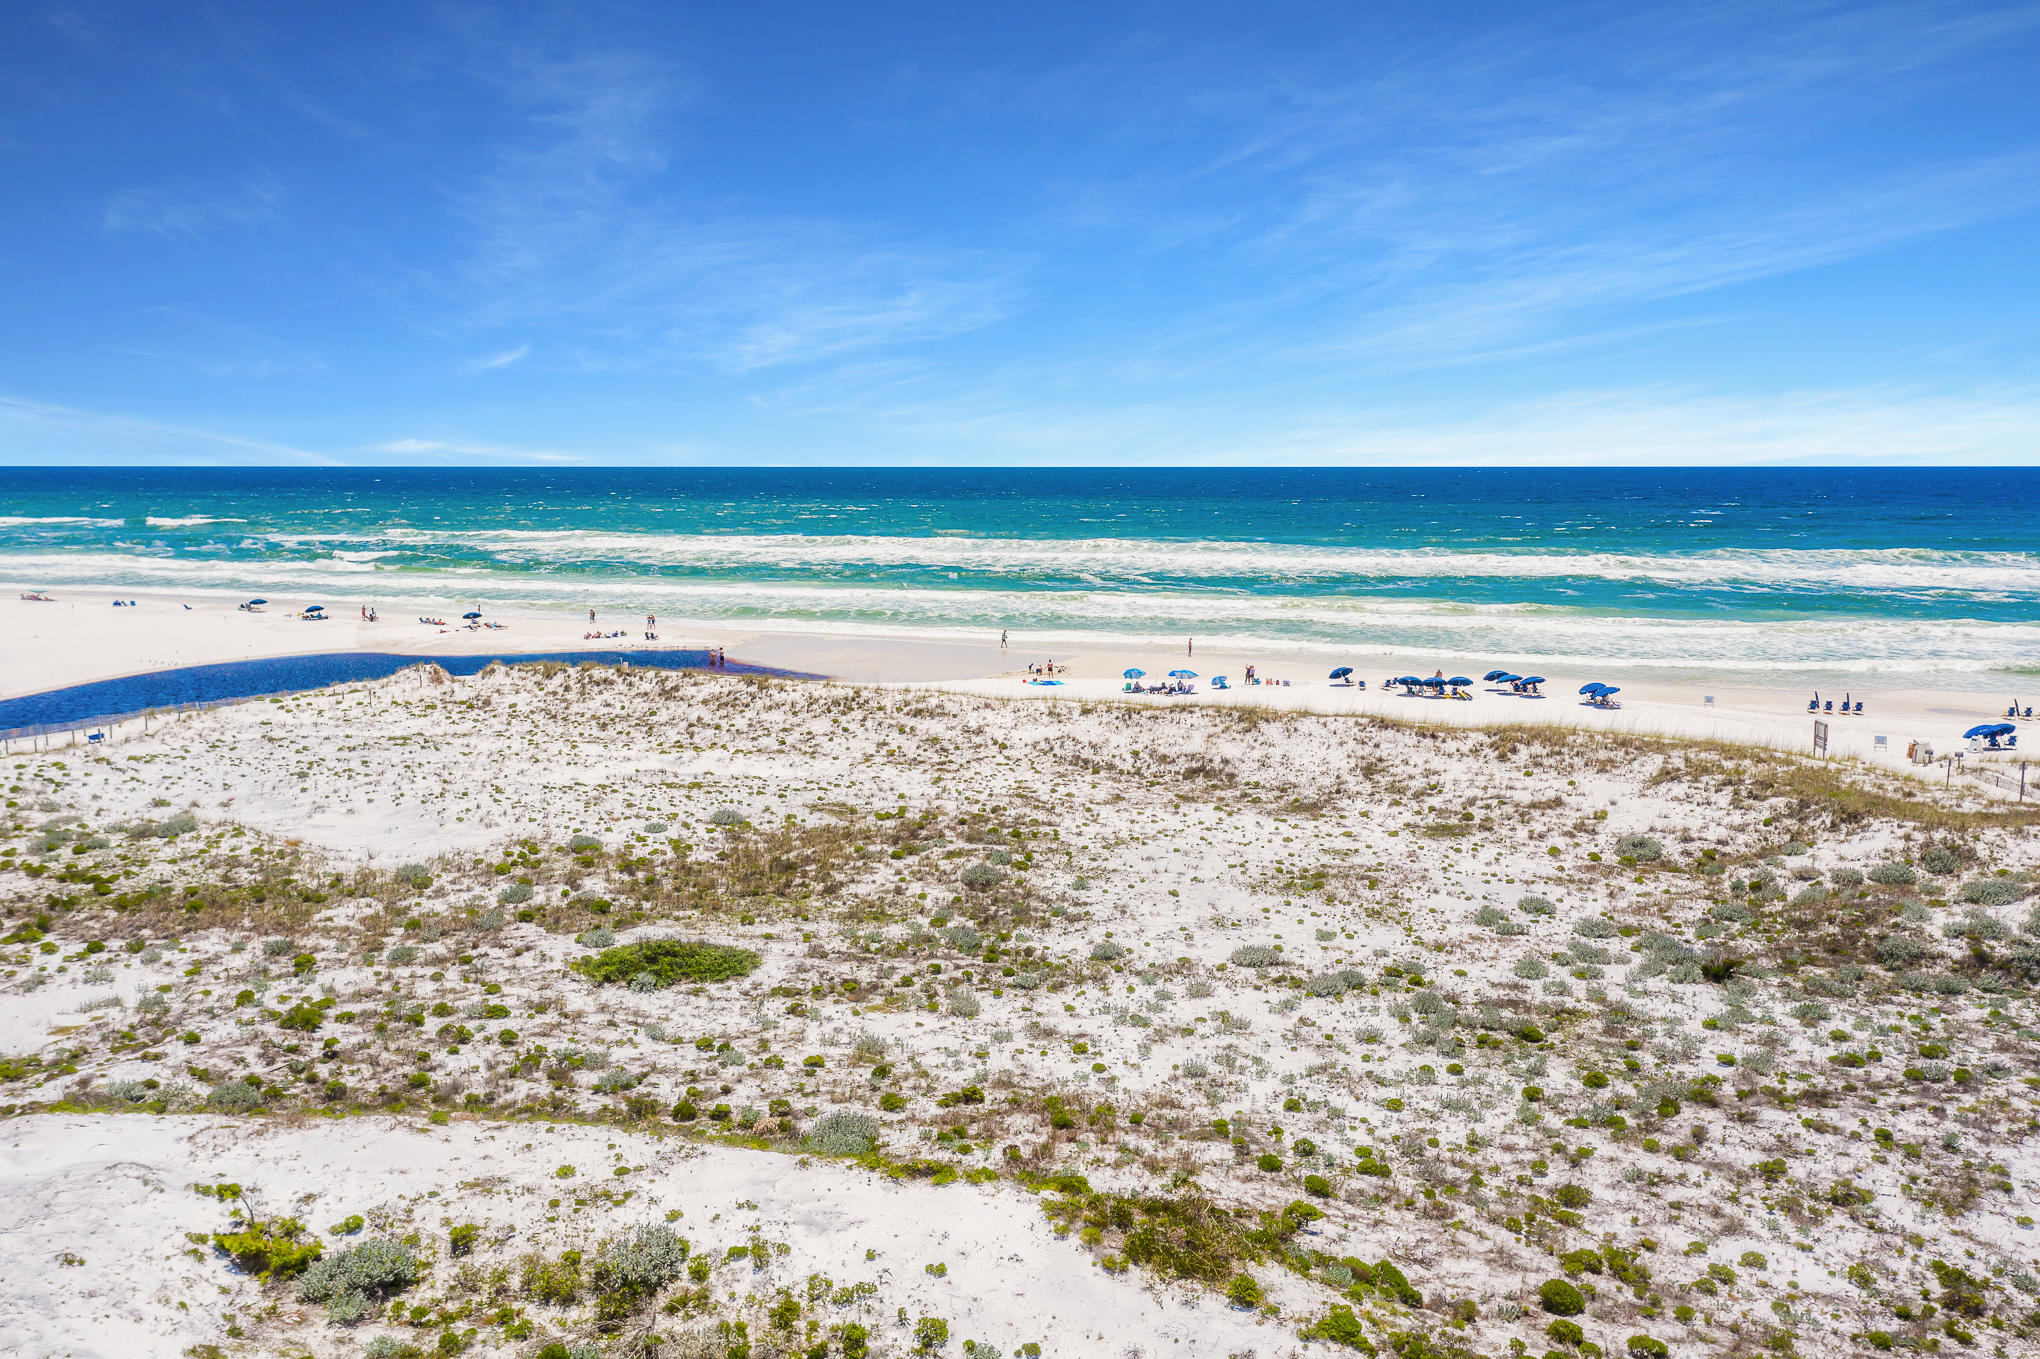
xmin=573 ymin=938 xmax=760 ymax=988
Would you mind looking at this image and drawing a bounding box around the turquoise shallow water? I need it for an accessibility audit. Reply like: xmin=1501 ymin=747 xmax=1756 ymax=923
xmin=3 ymin=467 xmax=2036 ymax=688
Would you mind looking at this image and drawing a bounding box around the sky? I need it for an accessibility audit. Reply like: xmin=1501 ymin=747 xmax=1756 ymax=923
xmin=2 ymin=1 xmax=2038 ymax=467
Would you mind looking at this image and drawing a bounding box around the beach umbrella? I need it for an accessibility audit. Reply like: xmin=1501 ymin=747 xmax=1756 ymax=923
xmin=1520 ymin=675 xmax=1546 ymax=685
xmin=1168 ymin=669 xmax=1198 ymax=678
xmin=1123 ymin=668 xmax=1145 ymax=679
xmin=1579 ymin=682 xmax=1606 ymax=695
xmin=1329 ymin=666 xmax=1353 ymax=678
xmin=247 ymin=598 xmax=267 ymax=605
xmin=304 ymin=604 xmax=325 ymax=613
xmin=1599 ymin=686 xmax=1621 ymax=697
xmin=1483 ymin=669 xmax=1504 ymax=682
xmin=463 ymin=611 xmax=482 ymax=619
xmin=1496 ymin=673 xmax=1521 ymax=683
xmin=1447 ymin=677 xmax=1472 ymax=687
xmin=1421 ymin=676 xmax=1445 ymax=687
xmin=1396 ymin=675 xmax=1420 ymax=685
xmin=1964 ymin=724 xmax=2001 ymax=739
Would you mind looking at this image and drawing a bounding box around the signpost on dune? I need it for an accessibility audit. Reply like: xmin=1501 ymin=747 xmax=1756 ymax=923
xmin=1813 ymin=719 xmax=1828 ymax=756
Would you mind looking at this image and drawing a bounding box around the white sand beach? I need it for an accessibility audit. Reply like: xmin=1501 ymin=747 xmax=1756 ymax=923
xmin=4 ymin=586 xmax=2026 ymax=782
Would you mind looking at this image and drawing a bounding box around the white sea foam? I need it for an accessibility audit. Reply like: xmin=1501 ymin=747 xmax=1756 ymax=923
xmin=0 ymin=515 xmax=123 ymax=528
xmin=142 ymin=515 xmax=246 ymax=528
xmin=2 ymin=551 xmax=2036 ymax=682
xmin=230 ymin=530 xmax=2040 ymax=597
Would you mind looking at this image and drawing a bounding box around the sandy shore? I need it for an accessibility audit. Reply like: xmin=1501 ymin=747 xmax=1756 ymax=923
xmin=4 ymin=584 xmax=2026 ymax=775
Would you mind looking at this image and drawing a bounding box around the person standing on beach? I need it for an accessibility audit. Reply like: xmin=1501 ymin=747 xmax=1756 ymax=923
xmin=1188 ymin=637 xmax=1194 ymax=658
xmin=1000 ymin=629 xmax=1008 ymax=650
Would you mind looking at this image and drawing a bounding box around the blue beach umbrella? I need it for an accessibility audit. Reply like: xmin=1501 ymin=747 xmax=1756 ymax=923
xmin=1496 ymin=674 xmax=1521 ymax=683
xmin=1123 ymin=668 xmax=1145 ymax=679
xmin=1447 ymin=677 xmax=1472 ymax=687
xmin=463 ymin=611 xmax=482 ymax=619
xmin=1521 ymin=676 xmax=1546 ymax=685
xmin=1579 ymin=682 xmax=1606 ymax=695
xmin=1964 ymin=724 xmax=1999 ymax=739
xmin=247 ymin=598 xmax=267 ymax=605
xmin=1329 ymin=666 xmax=1354 ymax=678
xmin=303 ymin=604 xmax=324 ymax=613
xmin=1598 ymin=686 xmax=1621 ymax=697
xmin=1482 ymin=669 xmax=1504 ymax=682
xmin=1169 ymin=669 xmax=1198 ymax=679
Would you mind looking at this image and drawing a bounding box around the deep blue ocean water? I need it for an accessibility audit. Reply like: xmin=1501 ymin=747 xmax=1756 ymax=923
xmin=3 ymin=467 xmax=2035 ymax=689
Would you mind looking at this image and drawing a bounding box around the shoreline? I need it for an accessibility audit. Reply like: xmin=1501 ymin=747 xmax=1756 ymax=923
xmin=4 ymin=584 xmax=2027 ymax=776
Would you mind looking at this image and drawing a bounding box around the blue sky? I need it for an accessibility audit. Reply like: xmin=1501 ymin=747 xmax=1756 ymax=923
xmin=2 ymin=1 xmax=2038 ymax=466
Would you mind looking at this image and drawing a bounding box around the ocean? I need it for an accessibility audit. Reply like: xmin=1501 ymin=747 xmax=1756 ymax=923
xmin=3 ymin=467 xmax=2034 ymax=690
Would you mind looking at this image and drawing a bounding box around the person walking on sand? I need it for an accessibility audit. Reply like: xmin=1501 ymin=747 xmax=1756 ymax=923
xmin=1000 ymin=629 xmax=1008 ymax=650
xmin=589 ymin=608 xmax=596 ymax=623
xmin=1188 ymin=637 xmax=1194 ymax=658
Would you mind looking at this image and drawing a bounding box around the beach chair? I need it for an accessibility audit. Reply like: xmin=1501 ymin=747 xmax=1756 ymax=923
xmin=2026 ymin=708 xmax=2035 ymax=720
xmin=1809 ymin=698 xmax=1820 ymax=713
xmin=1822 ymin=700 xmax=1833 ymax=713
xmin=1212 ymin=676 xmax=1230 ymax=690
xmin=1852 ymin=701 xmax=1863 ymax=715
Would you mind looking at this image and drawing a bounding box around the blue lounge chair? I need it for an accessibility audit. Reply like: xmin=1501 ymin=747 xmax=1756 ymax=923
xmin=1212 ymin=676 xmax=1230 ymax=690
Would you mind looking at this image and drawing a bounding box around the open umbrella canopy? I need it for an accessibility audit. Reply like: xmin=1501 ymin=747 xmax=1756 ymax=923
xmin=1122 ymin=668 xmax=1145 ymax=679
xmin=1966 ymin=723 xmax=2018 ymax=739
xmin=1520 ymin=675 xmax=1547 ymax=685
xmin=462 ymin=611 xmax=483 ymax=619
xmin=1447 ymin=677 xmax=1472 ymax=687
xmin=1168 ymin=669 xmax=1198 ymax=678
xmin=1329 ymin=666 xmax=1354 ymax=678
xmin=303 ymin=604 xmax=324 ymax=612
xmin=1396 ymin=675 xmax=1421 ymax=685
xmin=1483 ymin=669 xmax=1505 ymax=682
xmin=1496 ymin=673 xmax=1521 ymax=683
xmin=1579 ymin=682 xmax=1606 ymax=695
xmin=1598 ymin=686 xmax=1621 ymax=697
xmin=247 ymin=598 xmax=267 ymax=605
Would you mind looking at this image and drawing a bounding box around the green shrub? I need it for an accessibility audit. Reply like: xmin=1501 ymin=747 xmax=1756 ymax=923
xmin=449 ymin=1224 xmax=479 ymax=1257
xmin=1626 ymin=1336 xmax=1668 ymax=1359
xmin=804 ymin=1110 xmax=880 ymax=1156
xmin=498 ymin=882 xmax=533 ymax=905
xmin=1226 ymin=1274 xmax=1264 ymax=1308
xmin=1301 ymin=1304 xmax=1369 ymax=1347
xmin=1304 ymin=1174 xmax=1334 ymax=1197
xmin=208 ymin=1080 xmax=266 ymax=1112
xmin=297 ymin=1238 xmax=422 ymax=1318
xmin=1613 ymin=835 xmax=1663 ymax=862
xmin=1229 ymin=945 xmax=1281 ymax=968
xmin=1921 ymin=848 xmax=1962 ymax=875
xmin=1868 ymin=862 xmax=1917 ymax=885
xmin=573 ymin=938 xmax=760 ymax=988
xmin=913 ymin=1316 xmax=950 ymax=1351
xmin=1547 ymin=1320 xmax=1585 ymax=1346
xmin=1539 ymin=1279 xmax=1586 ymax=1316
xmin=212 ymin=1217 xmax=323 ymax=1279
xmin=1257 ymin=1153 xmax=1283 ymax=1172
xmin=1089 ymin=941 xmax=1126 ymax=962
xmin=961 ymin=864 xmax=1004 ymax=892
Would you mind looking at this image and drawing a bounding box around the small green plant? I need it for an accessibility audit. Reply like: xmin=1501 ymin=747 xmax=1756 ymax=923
xmin=1539 ymin=1279 xmax=1586 ymax=1316
xmin=573 ymin=938 xmax=760 ymax=988
xmin=1226 ymin=1274 xmax=1264 ymax=1308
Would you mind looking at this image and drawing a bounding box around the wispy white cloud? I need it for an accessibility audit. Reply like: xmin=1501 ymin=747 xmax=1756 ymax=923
xmin=0 ymin=393 xmax=337 ymax=465
xmin=464 ymin=344 xmax=531 ymax=373
xmin=101 ymin=179 xmax=283 ymax=236
xmin=438 ymin=19 xmax=1024 ymax=374
xmin=368 ymin=437 xmax=582 ymax=464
